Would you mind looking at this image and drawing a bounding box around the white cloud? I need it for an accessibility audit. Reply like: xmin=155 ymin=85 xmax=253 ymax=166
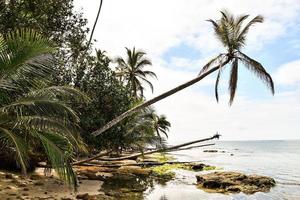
xmin=274 ymin=60 xmax=300 ymax=85
xmin=74 ymin=0 xmax=300 ymax=141
xmin=145 ymin=60 xmax=300 ymax=143
xmin=74 ymin=0 xmax=300 ymax=58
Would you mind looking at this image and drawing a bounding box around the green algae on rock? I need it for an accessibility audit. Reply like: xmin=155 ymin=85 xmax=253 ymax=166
xmin=196 ymin=171 xmax=276 ymax=194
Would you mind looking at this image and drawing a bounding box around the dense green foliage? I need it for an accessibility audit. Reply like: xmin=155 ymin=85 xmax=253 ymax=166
xmin=0 ymin=30 xmax=88 ymax=186
xmin=0 ymin=0 xmax=171 ymax=186
xmin=0 ymin=0 xmax=88 ymax=59
xmin=0 ymin=0 xmax=170 ymax=152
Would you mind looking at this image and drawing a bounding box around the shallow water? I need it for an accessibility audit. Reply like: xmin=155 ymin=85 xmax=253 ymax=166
xmin=144 ymin=140 xmax=300 ymax=200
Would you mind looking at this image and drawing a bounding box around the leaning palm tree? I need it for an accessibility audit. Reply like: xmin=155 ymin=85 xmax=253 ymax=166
xmin=115 ymin=47 xmax=157 ymax=98
xmin=0 ymin=30 xmax=88 ymax=187
xmin=92 ymin=10 xmax=274 ymax=137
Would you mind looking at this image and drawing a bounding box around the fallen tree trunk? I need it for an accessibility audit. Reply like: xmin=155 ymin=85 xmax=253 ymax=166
xmin=76 ymin=160 xmax=204 ymax=168
xmin=92 ymin=134 xmax=220 ymax=161
xmin=166 ymin=143 xmax=215 ymax=152
xmin=72 ymin=150 xmax=111 ymax=165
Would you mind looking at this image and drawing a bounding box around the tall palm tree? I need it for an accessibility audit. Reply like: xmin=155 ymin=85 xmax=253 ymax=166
xmin=115 ymin=47 xmax=157 ymax=99
xmin=143 ymin=110 xmax=171 ymax=140
xmin=86 ymin=0 xmax=104 ymax=51
xmin=0 ymin=30 xmax=88 ymax=187
xmin=92 ymin=10 xmax=274 ymax=137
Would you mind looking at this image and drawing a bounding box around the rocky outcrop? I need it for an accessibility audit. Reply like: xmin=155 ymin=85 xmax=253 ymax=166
xmin=196 ymin=171 xmax=276 ymax=194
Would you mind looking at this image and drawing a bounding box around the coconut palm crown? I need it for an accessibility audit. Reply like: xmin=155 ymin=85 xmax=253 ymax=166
xmin=115 ymin=47 xmax=157 ymax=99
xmin=200 ymin=10 xmax=275 ymax=104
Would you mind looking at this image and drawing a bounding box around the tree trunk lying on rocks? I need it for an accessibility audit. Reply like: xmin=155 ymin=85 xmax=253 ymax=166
xmin=74 ymin=134 xmax=220 ymax=164
xmin=166 ymin=143 xmax=215 ymax=152
xmin=72 ymin=151 xmax=111 ymax=165
xmin=76 ymin=160 xmax=205 ymax=168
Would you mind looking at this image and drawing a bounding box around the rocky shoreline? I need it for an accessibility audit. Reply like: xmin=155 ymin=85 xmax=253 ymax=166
xmin=196 ymin=171 xmax=276 ymax=194
xmin=0 ymin=153 xmax=276 ymax=200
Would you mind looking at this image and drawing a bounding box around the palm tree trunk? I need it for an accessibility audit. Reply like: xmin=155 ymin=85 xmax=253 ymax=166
xmin=72 ymin=150 xmax=111 ymax=165
xmin=92 ymin=60 xmax=229 ymax=137
xmin=87 ymin=134 xmax=219 ymax=161
xmin=86 ymin=0 xmax=104 ymax=50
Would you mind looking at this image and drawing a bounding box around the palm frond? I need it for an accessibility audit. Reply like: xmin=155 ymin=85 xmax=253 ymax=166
xmin=1 ymin=98 xmax=79 ymax=122
xmin=14 ymin=116 xmax=87 ymax=153
xmin=238 ymin=52 xmax=274 ymax=94
xmin=237 ymin=15 xmax=264 ymax=47
xmin=0 ymin=29 xmax=55 ymax=76
xmin=215 ymin=69 xmax=222 ymax=102
xmin=0 ymin=127 xmax=29 ymax=174
xmin=27 ymin=86 xmax=90 ymax=103
xmin=199 ymin=54 xmax=226 ymax=76
xmin=32 ymin=131 xmax=78 ymax=188
xmin=229 ymin=58 xmax=239 ymax=105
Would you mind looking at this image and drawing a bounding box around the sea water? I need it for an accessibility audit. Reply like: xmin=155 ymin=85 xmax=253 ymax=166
xmin=144 ymin=140 xmax=300 ymax=200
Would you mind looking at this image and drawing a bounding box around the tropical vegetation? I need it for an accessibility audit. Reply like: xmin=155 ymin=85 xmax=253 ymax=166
xmin=0 ymin=0 xmax=275 ymax=192
xmin=115 ymin=47 xmax=156 ymax=99
xmin=92 ymin=10 xmax=274 ymax=137
xmin=0 ymin=30 xmax=88 ymax=186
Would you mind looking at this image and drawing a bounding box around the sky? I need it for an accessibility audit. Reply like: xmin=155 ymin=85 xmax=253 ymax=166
xmin=74 ymin=0 xmax=300 ymax=143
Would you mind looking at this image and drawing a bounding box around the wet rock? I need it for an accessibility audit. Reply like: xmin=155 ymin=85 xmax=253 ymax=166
xmin=196 ymin=171 xmax=276 ymax=194
xmin=190 ymin=163 xmax=206 ymax=171
xmin=34 ymin=181 xmax=44 ymax=186
xmin=203 ymin=150 xmax=218 ymax=153
xmin=117 ymin=166 xmax=152 ymax=176
xmin=76 ymin=193 xmax=89 ymax=200
xmin=30 ymin=174 xmax=42 ymax=180
xmin=5 ymin=174 xmax=13 ymax=179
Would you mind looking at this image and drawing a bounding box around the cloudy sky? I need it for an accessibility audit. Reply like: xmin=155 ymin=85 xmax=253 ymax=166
xmin=74 ymin=0 xmax=300 ymax=143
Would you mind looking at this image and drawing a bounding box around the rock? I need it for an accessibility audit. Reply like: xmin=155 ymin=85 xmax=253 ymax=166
xmin=23 ymin=188 xmax=29 ymax=191
xmin=196 ymin=171 xmax=276 ymax=194
xmin=76 ymin=193 xmax=90 ymax=200
xmin=5 ymin=173 xmax=13 ymax=179
xmin=34 ymin=181 xmax=44 ymax=186
xmin=30 ymin=174 xmax=42 ymax=180
xmin=203 ymin=150 xmax=218 ymax=153
xmin=190 ymin=163 xmax=206 ymax=171
xmin=117 ymin=166 xmax=152 ymax=176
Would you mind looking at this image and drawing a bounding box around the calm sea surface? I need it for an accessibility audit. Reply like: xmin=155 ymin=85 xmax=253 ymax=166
xmin=144 ymin=140 xmax=300 ymax=200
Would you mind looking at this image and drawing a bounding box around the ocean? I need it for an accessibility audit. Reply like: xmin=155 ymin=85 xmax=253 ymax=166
xmin=144 ymin=140 xmax=300 ymax=200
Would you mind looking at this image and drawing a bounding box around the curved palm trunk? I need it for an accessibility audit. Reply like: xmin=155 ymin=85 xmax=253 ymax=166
xmin=92 ymin=60 xmax=230 ymax=137
xmin=86 ymin=0 xmax=104 ymax=50
xmin=88 ymin=134 xmax=219 ymax=161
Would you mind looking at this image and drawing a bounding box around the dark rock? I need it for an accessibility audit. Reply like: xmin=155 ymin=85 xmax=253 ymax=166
xmin=196 ymin=171 xmax=276 ymax=194
xmin=30 ymin=174 xmax=41 ymax=180
xmin=5 ymin=174 xmax=13 ymax=179
xmin=203 ymin=150 xmax=218 ymax=153
xmin=34 ymin=181 xmax=44 ymax=186
xmin=76 ymin=193 xmax=90 ymax=200
xmin=191 ymin=163 xmax=206 ymax=171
